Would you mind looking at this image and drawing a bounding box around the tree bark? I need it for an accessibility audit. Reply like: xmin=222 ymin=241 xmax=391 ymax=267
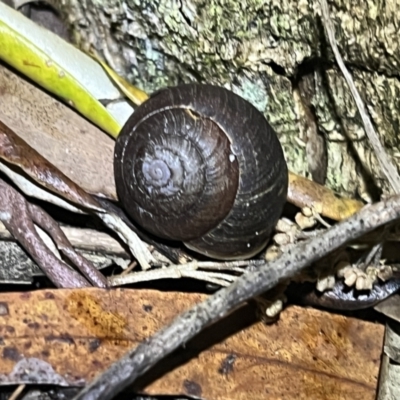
xmin=46 ymin=0 xmax=400 ymax=200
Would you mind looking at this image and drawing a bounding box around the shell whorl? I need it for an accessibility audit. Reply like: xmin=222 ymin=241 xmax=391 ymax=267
xmin=114 ymin=84 xmax=288 ymax=260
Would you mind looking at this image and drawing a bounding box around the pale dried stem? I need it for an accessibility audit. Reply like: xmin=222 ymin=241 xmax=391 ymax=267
xmin=0 ymin=221 xmax=129 ymax=256
xmin=109 ymin=260 xmax=258 ymax=287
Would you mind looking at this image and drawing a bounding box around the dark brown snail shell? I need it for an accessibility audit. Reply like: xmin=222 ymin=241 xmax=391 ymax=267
xmin=114 ymin=84 xmax=288 ymax=260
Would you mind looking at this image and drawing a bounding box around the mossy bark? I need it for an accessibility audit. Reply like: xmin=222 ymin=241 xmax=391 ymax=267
xmin=51 ymin=0 xmax=400 ymax=200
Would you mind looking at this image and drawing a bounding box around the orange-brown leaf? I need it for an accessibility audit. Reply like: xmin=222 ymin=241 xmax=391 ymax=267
xmin=0 ymin=289 xmax=383 ymax=399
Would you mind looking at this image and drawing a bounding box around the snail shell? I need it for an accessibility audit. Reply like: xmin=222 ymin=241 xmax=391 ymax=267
xmin=114 ymin=84 xmax=288 ymax=260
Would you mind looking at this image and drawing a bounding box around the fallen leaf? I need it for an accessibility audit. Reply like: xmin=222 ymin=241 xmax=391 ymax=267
xmin=0 ymin=288 xmax=384 ymax=399
xmin=0 ymin=2 xmax=130 ymax=136
xmin=0 ymin=63 xmax=116 ymax=199
xmin=0 ymin=119 xmax=103 ymax=212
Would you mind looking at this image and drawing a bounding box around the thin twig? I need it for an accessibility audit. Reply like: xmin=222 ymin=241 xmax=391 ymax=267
xmin=0 ymin=178 xmax=91 ymax=288
xmin=320 ymin=0 xmax=400 ymax=193
xmin=27 ymin=202 xmax=107 ymax=287
xmin=74 ymin=194 xmax=400 ymax=400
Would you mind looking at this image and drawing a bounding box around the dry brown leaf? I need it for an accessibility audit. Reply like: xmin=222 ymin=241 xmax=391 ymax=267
xmin=0 ymin=63 xmax=116 ymax=199
xmin=0 ymin=288 xmax=383 ymax=399
xmin=0 ymin=119 xmax=103 ymax=211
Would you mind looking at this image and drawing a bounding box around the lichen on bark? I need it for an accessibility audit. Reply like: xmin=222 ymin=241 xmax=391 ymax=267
xmin=51 ymin=0 xmax=400 ymax=199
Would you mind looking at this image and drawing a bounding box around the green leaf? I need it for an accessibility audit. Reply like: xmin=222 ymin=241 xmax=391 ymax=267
xmin=0 ymin=3 xmax=129 ymax=137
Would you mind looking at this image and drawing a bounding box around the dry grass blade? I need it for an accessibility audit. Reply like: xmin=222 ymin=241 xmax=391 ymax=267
xmin=8 ymin=384 xmax=25 ymax=400
xmin=109 ymin=260 xmax=258 ymax=287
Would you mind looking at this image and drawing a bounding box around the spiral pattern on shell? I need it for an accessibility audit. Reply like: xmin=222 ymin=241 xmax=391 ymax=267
xmin=114 ymin=84 xmax=288 ymax=260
